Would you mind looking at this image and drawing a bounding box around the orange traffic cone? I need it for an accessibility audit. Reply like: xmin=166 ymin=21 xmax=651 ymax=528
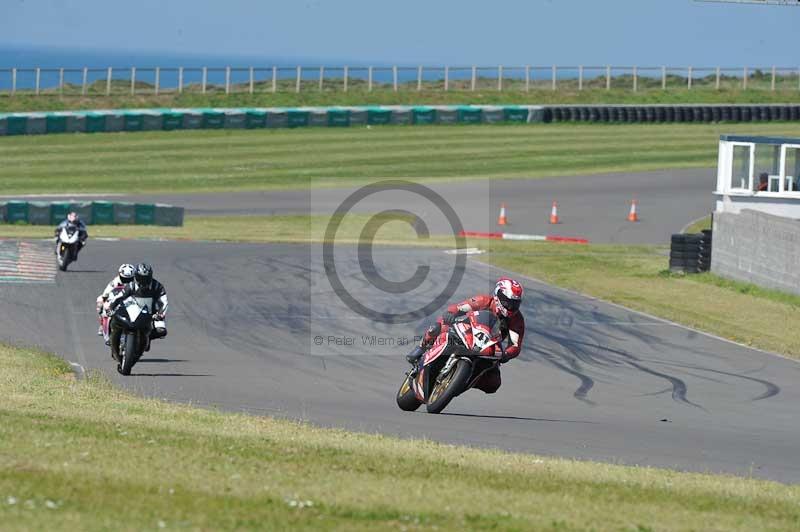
xmin=497 ymin=203 xmax=508 ymax=226
xmin=627 ymin=199 xmax=639 ymax=222
xmin=549 ymin=201 xmax=559 ymax=224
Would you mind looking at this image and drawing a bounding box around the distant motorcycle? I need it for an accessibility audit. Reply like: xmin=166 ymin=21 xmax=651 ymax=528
xmin=397 ymin=310 xmax=505 ymax=414
xmin=55 ymin=223 xmax=82 ymax=271
xmin=109 ymin=290 xmax=160 ymax=375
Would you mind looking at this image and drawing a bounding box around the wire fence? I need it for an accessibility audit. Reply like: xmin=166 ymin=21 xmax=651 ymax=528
xmin=1 ymin=65 xmax=799 ymax=96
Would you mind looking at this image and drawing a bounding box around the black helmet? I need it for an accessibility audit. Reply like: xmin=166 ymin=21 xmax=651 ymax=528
xmin=134 ymin=263 xmax=153 ymax=289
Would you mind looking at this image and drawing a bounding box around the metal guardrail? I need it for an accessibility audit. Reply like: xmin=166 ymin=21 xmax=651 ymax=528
xmin=1 ymin=65 xmax=799 ymax=96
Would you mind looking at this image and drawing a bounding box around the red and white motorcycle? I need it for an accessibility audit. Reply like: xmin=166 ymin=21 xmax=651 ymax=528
xmin=396 ymin=310 xmax=505 ymax=414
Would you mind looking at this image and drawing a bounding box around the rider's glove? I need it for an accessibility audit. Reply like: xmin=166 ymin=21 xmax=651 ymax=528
xmin=441 ymin=311 xmax=457 ymax=325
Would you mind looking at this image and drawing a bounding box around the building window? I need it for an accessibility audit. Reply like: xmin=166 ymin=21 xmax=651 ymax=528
xmin=753 ymin=143 xmax=780 ymax=193
xmin=783 ymin=147 xmax=800 ymax=193
xmin=730 ymin=145 xmax=750 ymax=190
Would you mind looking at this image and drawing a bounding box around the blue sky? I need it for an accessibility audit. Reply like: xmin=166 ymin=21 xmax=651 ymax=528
xmin=1 ymin=0 xmax=799 ymax=66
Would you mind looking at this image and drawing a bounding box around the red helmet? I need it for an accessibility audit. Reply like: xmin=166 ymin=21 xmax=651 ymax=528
xmin=493 ymin=277 xmax=523 ymax=317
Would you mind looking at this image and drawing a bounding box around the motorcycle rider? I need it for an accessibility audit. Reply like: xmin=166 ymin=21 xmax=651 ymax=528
xmin=106 ymin=263 xmax=168 ymax=360
xmin=406 ymin=277 xmax=524 ymax=394
xmin=96 ymin=263 xmax=135 ymax=337
xmin=54 ymin=211 xmax=88 ymax=254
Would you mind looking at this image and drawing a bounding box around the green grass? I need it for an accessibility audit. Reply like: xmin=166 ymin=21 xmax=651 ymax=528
xmin=481 ymin=240 xmax=800 ymax=358
xmin=3 ymin=123 xmax=800 ymax=194
xmin=6 ymin=85 xmax=800 ymax=113
xmin=683 ymin=215 xmax=712 ymax=234
xmin=2 ymin=343 xmax=799 ymax=531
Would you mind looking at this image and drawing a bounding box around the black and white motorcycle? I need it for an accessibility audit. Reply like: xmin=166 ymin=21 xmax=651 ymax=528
xmin=109 ymin=291 xmax=163 ymax=375
xmin=55 ymin=224 xmax=82 ymax=271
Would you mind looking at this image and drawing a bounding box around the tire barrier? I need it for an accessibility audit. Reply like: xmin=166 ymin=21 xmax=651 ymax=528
xmin=3 ymin=104 xmax=800 ymax=136
xmin=0 ymin=201 xmax=184 ymax=226
xmin=669 ymin=230 xmax=711 ymax=274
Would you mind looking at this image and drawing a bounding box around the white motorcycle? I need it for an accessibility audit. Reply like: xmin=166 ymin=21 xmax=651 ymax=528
xmin=55 ymin=223 xmax=83 ymax=271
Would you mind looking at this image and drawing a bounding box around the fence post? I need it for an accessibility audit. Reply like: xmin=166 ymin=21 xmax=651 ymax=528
xmin=471 ymin=65 xmax=476 ymax=91
xmin=633 ymin=66 xmax=637 ymax=92
xmin=417 ymin=66 xmax=422 ymax=91
xmin=11 ymin=67 xmax=16 ymax=96
xmin=225 ymin=66 xmax=231 ymax=94
xmin=368 ymin=66 xmax=373 ymax=92
xmin=444 ymin=66 xmax=449 ymax=91
xmin=249 ymin=66 xmax=254 ymax=94
xmin=715 ymin=66 xmax=720 ymax=90
xmin=393 ymin=66 xmax=398 ymax=92
xmin=131 ymin=67 xmax=136 ymax=95
xmin=771 ymin=66 xmax=776 ymax=91
xmin=35 ymin=67 xmax=40 ymax=95
xmin=295 ymin=66 xmax=301 ymax=93
xmin=178 ymin=67 xmax=183 ymax=93
xmin=272 ymin=66 xmax=277 ymax=93
xmin=498 ymin=65 xmax=503 ymax=91
xmin=202 ymin=66 xmax=207 ymax=93
xmin=82 ymin=66 xmax=88 ymax=95
xmin=343 ymin=65 xmax=348 ymax=92
xmin=59 ymin=68 xmax=64 ymax=95
xmin=578 ymin=65 xmax=583 ymax=91
xmin=551 ymin=65 xmax=556 ymax=91
xmin=662 ymin=66 xmax=667 ymax=90
xmin=687 ymin=66 xmax=692 ymax=90
xmin=743 ymin=66 xmax=748 ymax=90
xmin=525 ymin=65 xmax=530 ymax=92
xmin=319 ymin=66 xmax=324 ymax=91
xmin=106 ymin=67 xmax=112 ymax=96
xmin=155 ymin=67 xmax=160 ymax=95
xmin=606 ymin=65 xmax=611 ymax=90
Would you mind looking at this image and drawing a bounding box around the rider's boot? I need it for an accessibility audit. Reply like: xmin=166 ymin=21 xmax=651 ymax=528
xmin=405 ymin=345 xmax=425 ymax=365
xmin=109 ymin=327 xmax=121 ymax=361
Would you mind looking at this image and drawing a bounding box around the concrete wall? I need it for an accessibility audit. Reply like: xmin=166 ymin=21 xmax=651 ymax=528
xmin=711 ymin=209 xmax=800 ymax=295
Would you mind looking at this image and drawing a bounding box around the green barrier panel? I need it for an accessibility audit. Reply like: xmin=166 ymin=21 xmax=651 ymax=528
xmin=504 ymin=106 xmax=529 ymax=122
xmin=0 ymin=203 xmax=6 ymax=222
xmin=328 ymin=109 xmax=350 ymax=127
xmin=66 ymin=114 xmax=86 ymax=133
xmin=367 ymin=108 xmax=391 ymax=125
xmin=287 ymin=110 xmax=309 ymax=128
xmin=104 ymin=112 xmax=125 ymax=132
xmin=135 ymin=204 xmax=156 ymax=225
xmin=203 ymin=110 xmax=225 ymax=129
xmin=28 ymin=202 xmax=50 ymax=225
xmin=457 ymin=107 xmax=482 ymax=124
xmin=182 ymin=111 xmax=203 ymax=129
xmin=85 ymin=112 xmax=106 ymax=133
xmin=481 ymin=107 xmax=505 ymax=123
xmin=25 ymin=115 xmax=47 ymax=135
xmin=5 ymin=201 xmax=28 ymax=223
xmin=390 ymin=108 xmax=412 ymax=125
xmin=435 ymin=107 xmax=458 ymax=124
xmin=7 ymin=115 xmax=27 ymax=136
xmin=50 ymin=202 xmax=72 ymax=225
xmin=46 ymin=114 xmax=68 ymax=133
xmin=308 ymin=110 xmax=327 ymax=127
xmin=266 ymin=110 xmax=288 ymax=128
xmin=142 ymin=113 xmax=163 ymax=131
xmin=412 ymin=107 xmax=436 ymax=124
xmin=113 ymin=202 xmax=136 ymax=224
xmin=154 ymin=204 xmax=184 ymax=226
xmin=69 ymin=202 xmax=93 ymax=224
xmin=124 ymin=112 xmax=144 ymax=131
xmin=92 ymin=201 xmax=115 ymax=225
xmin=245 ymin=110 xmax=267 ymax=129
xmin=162 ymin=112 xmax=184 ymax=130
xmin=348 ymin=109 xmax=367 ymax=126
xmin=0 ymin=114 xmax=7 ymax=136
xmin=224 ymin=110 xmax=246 ymax=129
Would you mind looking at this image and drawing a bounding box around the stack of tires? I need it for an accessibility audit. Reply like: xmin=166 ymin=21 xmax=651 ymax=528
xmin=669 ymin=230 xmax=712 ymax=274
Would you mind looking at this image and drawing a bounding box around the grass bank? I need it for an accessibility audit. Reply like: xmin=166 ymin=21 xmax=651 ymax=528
xmin=3 ymin=123 xmax=800 ymax=194
xmin=5 ymin=87 xmax=800 ymax=113
xmin=2 ymin=343 xmax=799 ymax=531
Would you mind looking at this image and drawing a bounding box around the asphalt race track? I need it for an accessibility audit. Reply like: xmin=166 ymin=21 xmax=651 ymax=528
xmin=11 ymin=168 xmax=716 ymax=244
xmin=2 ymin=239 xmax=799 ymax=484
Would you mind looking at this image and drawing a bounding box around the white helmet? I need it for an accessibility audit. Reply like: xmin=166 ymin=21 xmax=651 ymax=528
xmin=493 ymin=277 xmax=523 ymax=318
xmin=118 ymin=263 xmax=135 ymax=284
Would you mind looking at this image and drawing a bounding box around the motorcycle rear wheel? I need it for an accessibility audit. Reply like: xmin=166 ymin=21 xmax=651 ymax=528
xmin=118 ymin=333 xmax=139 ymax=376
xmin=396 ymin=373 xmax=422 ymax=411
xmin=426 ymin=359 xmax=472 ymax=414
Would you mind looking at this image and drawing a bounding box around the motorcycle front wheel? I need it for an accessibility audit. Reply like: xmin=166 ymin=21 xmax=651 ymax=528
xmin=57 ymin=244 xmax=69 ymax=271
xmin=426 ymin=359 xmax=472 ymax=414
xmin=396 ymin=373 xmax=422 ymax=412
xmin=118 ymin=333 xmax=139 ymax=376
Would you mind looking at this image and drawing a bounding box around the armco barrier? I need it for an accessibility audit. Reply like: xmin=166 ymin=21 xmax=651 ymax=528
xmin=4 ymin=104 xmax=800 ymax=137
xmin=0 ymin=201 xmax=184 ymax=226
